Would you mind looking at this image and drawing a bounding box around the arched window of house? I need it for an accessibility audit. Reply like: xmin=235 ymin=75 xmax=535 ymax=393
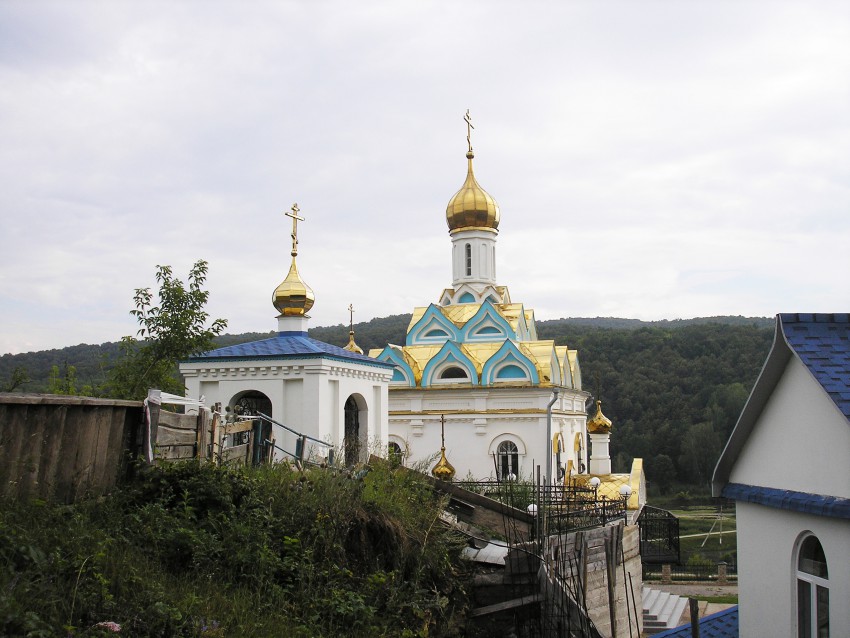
xmin=497 ymin=440 xmax=519 ymax=479
xmin=465 ymin=243 xmax=472 ymax=276
xmin=796 ymin=534 xmax=829 ymax=638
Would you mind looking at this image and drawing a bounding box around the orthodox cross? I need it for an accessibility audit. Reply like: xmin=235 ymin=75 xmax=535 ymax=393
xmin=348 ymin=303 xmax=355 ymax=332
xmin=440 ymin=414 xmax=446 ymax=448
xmin=464 ymin=109 xmax=474 ymax=153
xmin=285 ymin=203 xmax=304 ymax=256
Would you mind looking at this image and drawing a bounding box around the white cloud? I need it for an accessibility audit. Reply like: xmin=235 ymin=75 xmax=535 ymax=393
xmin=1 ymin=0 xmax=849 ymax=354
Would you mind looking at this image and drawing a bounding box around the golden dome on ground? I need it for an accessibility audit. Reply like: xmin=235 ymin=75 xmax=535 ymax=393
xmin=344 ymin=330 xmax=363 ymax=355
xmin=446 ymin=150 xmax=500 ymax=233
xmin=587 ymin=400 xmax=613 ymax=434
xmin=431 ymin=446 xmax=456 ymax=481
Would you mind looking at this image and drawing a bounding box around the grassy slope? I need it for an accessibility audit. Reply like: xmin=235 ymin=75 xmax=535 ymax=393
xmin=0 ymin=460 xmax=468 ymax=638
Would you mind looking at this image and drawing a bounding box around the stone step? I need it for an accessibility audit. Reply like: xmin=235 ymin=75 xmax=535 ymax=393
xmin=645 ymin=591 xmax=671 ymax=620
xmin=641 ymin=587 xmax=690 ymax=635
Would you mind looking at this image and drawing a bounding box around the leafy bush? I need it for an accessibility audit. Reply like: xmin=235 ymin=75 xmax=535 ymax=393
xmin=1 ymin=460 xmax=468 ymax=637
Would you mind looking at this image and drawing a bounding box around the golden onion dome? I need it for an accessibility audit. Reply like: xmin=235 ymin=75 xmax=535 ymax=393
xmin=431 ymin=446 xmax=456 ymax=481
xmin=273 ymin=257 xmax=315 ymax=316
xmin=446 ymin=150 xmax=500 ymax=233
xmin=587 ymin=400 xmax=613 ymax=434
xmin=343 ymin=330 xmax=363 ymax=355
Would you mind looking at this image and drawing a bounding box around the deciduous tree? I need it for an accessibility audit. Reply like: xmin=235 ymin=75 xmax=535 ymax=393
xmin=107 ymin=260 xmax=227 ymax=400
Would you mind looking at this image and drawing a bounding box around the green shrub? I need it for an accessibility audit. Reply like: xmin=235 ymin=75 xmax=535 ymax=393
xmin=1 ymin=460 xmax=469 ymax=637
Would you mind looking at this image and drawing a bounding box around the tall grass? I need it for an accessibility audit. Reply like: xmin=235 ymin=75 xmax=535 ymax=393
xmin=0 ymin=460 xmax=469 ymax=637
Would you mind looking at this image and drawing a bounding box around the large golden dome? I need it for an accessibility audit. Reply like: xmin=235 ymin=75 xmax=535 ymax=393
xmin=446 ymin=150 xmax=500 ymax=233
xmin=273 ymin=257 xmax=315 ymax=316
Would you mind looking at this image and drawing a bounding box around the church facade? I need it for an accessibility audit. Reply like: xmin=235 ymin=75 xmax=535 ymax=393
xmin=370 ymin=123 xmax=591 ymax=481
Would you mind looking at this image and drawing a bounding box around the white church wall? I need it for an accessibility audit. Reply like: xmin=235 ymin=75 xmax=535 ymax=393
xmin=388 ymin=385 xmax=587 ymax=480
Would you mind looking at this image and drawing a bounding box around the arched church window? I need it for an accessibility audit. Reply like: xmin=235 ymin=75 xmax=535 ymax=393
xmin=497 ymin=441 xmax=519 ymax=479
xmin=440 ymin=366 xmax=468 ymax=380
xmin=465 ymin=243 xmax=472 ymax=276
xmin=797 ymin=534 xmax=829 ymax=638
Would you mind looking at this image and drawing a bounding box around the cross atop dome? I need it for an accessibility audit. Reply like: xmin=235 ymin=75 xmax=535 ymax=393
xmin=273 ymin=202 xmax=315 ymax=320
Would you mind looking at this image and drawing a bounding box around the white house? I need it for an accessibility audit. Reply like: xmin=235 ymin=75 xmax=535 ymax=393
xmin=180 ymin=206 xmax=395 ymax=465
xmin=712 ymin=313 xmax=850 ymax=638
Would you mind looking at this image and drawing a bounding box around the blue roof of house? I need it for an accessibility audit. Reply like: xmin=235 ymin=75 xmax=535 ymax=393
xmin=722 ymin=483 xmax=850 ymax=520
xmin=654 ymin=605 xmax=738 ymax=638
xmin=779 ymin=313 xmax=850 ymax=421
xmin=185 ymin=331 xmax=395 ymax=368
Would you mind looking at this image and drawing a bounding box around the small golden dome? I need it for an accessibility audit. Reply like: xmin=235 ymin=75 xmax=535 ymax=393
xmin=431 ymin=446 xmax=456 ymax=481
xmin=343 ymin=330 xmax=363 ymax=355
xmin=446 ymin=150 xmax=500 ymax=233
xmin=273 ymin=257 xmax=315 ymax=316
xmin=587 ymin=400 xmax=613 ymax=434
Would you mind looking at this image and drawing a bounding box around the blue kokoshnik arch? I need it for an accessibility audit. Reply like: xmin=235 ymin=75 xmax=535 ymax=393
xmin=407 ymin=304 xmax=461 ymax=346
xmin=481 ymin=340 xmax=539 ymax=385
xmin=421 ymin=341 xmax=479 ymax=387
xmin=461 ymin=299 xmax=516 ymax=342
xmin=373 ymin=347 xmax=416 ymax=387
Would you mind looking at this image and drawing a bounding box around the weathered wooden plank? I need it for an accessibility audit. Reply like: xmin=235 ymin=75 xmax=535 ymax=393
xmin=89 ymin=406 xmax=116 ymax=496
xmin=69 ymin=406 xmax=102 ymax=502
xmin=223 ymin=421 xmax=254 ymax=435
xmin=196 ymin=409 xmax=209 ymax=462
xmin=0 ymin=393 xmax=140 ymax=408
xmin=0 ymin=402 xmax=29 ymax=499
xmin=157 ymin=410 xmax=197 ymax=430
xmin=156 ymin=425 xmax=198 ymax=448
xmin=55 ymin=405 xmax=81 ymax=504
xmin=16 ymin=401 xmax=50 ymax=500
xmin=34 ymin=402 xmax=69 ymax=501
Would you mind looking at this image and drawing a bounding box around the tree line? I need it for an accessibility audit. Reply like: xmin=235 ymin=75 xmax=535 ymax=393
xmin=1 ymin=257 xmax=773 ymax=493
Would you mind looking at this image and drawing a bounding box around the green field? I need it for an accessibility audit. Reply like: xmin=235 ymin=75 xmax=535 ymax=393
xmin=671 ymin=505 xmax=737 ymax=566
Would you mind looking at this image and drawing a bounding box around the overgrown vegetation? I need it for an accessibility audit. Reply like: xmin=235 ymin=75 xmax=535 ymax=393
xmin=0 ymin=461 xmax=468 ymax=637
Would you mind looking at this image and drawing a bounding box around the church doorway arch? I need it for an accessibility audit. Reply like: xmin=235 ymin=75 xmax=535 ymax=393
xmin=344 ymin=394 xmax=368 ymax=466
xmin=229 ymin=390 xmax=272 ymax=418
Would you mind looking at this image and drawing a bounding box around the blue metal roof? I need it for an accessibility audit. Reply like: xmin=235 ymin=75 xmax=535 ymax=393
xmin=654 ymin=605 xmax=738 ymax=638
xmin=186 ymin=331 xmax=395 ymax=368
xmin=722 ymin=483 xmax=850 ymax=520
xmin=780 ymin=313 xmax=850 ymax=421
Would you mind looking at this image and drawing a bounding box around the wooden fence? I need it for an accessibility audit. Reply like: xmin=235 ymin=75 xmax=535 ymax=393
xmin=0 ymin=393 xmax=274 ymax=505
xmin=0 ymin=393 xmax=143 ymax=504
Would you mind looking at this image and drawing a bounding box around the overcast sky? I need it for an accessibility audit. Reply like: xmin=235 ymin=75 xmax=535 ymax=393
xmin=1 ymin=1 xmax=849 ymax=356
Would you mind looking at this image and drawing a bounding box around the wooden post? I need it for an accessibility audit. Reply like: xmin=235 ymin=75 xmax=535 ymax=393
xmin=689 ymin=597 xmax=700 ymax=638
xmin=195 ymin=408 xmax=209 ymax=462
xmin=146 ymin=389 xmax=161 ymax=462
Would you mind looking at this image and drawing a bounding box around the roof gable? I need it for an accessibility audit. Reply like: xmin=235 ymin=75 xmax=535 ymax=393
xmin=779 ymin=313 xmax=850 ymax=420
xmin=712 ymin=313 xmax=850 ymax=496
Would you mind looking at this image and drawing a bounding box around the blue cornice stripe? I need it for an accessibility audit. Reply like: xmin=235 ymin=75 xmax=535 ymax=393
xmin=722 ymin=482 xmax=850 ymax=519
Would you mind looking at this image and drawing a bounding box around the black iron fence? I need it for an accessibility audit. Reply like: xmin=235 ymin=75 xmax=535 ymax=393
xmin=642 ymin=562 xmax=737 ymax=582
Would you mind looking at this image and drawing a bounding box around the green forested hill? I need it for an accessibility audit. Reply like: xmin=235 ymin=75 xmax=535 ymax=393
xmin=1 ymin=315 xmax=774 ymax=490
